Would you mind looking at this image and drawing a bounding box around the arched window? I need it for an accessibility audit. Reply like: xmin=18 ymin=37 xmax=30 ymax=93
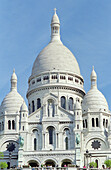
xmin=83 ymin=120 xmax=85 ymax=128
xmin=12 ymin=120 xmax=15 ymax=130
xmin=8 ymin=120 xmax=11 ymax=130
xmin=32 ymin=100 xmax=35 ymax=112
xmin=48 ymin=127 xmax=54 ymax=144
xmin=65 ymin=137 xmax=68 ymax=150
xmin=69 ymin=97 xmax=73 ymax=111
xmin=106 ymin=119 xmax=108 ymax=128
xmin=23 ymin=126 xmax=24 ymax=131
xmin=34 ymin=138 xmax=37 ymax=150
xmin=2 ymin=122 xmax=4 ymax=131
xmin=37 ymin=98 xmax=41 ymax=109
xmin=92 ymin=118 xmax=95 ymax=127
xmin=29 ymin=103 xmax=31 ymax=114
xmin=103 ymin=119 xmax=105 ymax=127
xmin=61 ymin=96 xmax=66 ymax=109
xmin=77 ymin=124 xmax=79 ymax=129
xmin=85 ymin=119 xmax=87 ymax=128
xmin=95 ymin=159 xmax=98 ymax=168
xmin=96 ymin=118 xmax=99 ymax=127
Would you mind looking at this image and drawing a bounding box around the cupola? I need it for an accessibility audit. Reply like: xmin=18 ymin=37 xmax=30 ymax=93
xmin=11 ymin=69 xmax=17 ymax=91
xmin=51 ymin=8 xmax=61 ymax=42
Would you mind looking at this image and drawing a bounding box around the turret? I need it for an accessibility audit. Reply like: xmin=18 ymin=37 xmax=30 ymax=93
xmin=20 ymin=102 xmax=28 ymax=132
xmin=51 ymin=8 xmax=61 ymax=42
xmin=74 ymin=99 xmax=83 ymax=131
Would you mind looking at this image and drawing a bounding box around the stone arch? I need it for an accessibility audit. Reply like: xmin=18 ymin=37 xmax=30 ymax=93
xmin=61 ymin=158 xmax=73 ymax=167
xmin=85 ymin=136 xmax=108 ymax=150
xmin=0 ymin=136 xmax=18 ymax=150
xmin=26 ymin=157 xmax=41 ymax=167
xmin=45 ymin=124 xmax=58 ymax=133
xmin=60 ymin=125 xmax=71 ymax=133
xmin=29 ymin=126 xmax=41 ymax=134
xmin=43 ymin=94 xmax=58 ymax=105
xmin=42 ymin=157 xmax=58 ymax=167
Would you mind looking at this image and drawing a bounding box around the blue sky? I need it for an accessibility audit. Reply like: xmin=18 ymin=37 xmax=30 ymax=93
xmin=0 ymin=0 xmax=111 ymax=109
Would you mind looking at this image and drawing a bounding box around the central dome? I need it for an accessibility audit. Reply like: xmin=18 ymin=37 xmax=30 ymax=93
xmin=31 ymin=9 xmax=80 ymax=77
xmin=32 ymin=41 xmax=80 ymax=76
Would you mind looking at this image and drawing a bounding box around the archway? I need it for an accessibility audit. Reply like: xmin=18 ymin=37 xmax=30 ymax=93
xmin=7 ymin=162 xmax=10 ymax=169
xmin=45 ymin=159 xmax=56 ymax=167
xmin=28 ymin=160 xmax=39 ymax=167
xmin=61 ymin=159 xmax=72 ymax=167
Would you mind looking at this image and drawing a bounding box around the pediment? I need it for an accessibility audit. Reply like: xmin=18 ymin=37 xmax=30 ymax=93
xmin=28 ymin=107 xmax=42 ymax=121
xmin=58 ymin=106 xmax=74 ymax=121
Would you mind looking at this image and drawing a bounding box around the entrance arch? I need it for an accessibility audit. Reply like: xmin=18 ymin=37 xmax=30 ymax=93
xmin=45 ymin=159 xmax=56 ymax=167
xmin=28 ymin=160 xmax=39 ymax=167
xmin=61 ymin=159 xmax=72 ymax=167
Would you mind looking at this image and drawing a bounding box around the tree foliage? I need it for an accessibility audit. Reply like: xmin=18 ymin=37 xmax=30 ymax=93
xmin=89 ymin=162 xmax=97 ymax=168
xmin=0 ymin=162 xmax=8 ymax=169
xmin=104 ymin=159 xmax=111 ymax=168
xmin=0 ymin=152 xmax=4 ymax=159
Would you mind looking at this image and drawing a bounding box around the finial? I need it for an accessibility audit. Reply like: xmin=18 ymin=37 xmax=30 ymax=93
xmin=13 ymin=68 xmax=15 ymax=73
xmin=54 ymin=8 xmax=57 ymax=14
xmin=90 ymin=66 xmax=97 ymax=89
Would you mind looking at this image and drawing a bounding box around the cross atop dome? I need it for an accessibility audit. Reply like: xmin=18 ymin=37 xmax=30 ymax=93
xmin=54 ymin=8 xmax=57 ymax=14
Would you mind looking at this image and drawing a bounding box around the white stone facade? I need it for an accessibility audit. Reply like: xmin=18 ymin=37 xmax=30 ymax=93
xmin=0 ymin=9 xmax=111 ymax=169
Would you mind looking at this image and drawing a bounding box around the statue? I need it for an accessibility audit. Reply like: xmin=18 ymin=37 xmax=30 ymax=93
xmin=19 ymin=135 xmax=24 ymax=148
xmin=48 ymin=103 xmax=54 ymax=117
xmin=76 ymin=133 xmax=80 ymax=145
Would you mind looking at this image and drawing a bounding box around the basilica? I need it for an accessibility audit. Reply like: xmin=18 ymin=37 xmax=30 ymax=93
xmin=0 ymin=9 xmax=111 ymax=169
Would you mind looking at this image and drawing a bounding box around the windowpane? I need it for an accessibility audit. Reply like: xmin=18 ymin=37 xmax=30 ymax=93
xmin=65 ymin=137 xmax=68 ymax=150
xmin=69 ymin=97 xmax=73 ymax=111
xmin=61 ymin=96 xmax=66 ymax=109
xmin=37 ymin=98 xmax=41 ymax=109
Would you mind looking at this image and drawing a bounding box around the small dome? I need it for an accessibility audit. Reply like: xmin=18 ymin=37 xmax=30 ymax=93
xmin=1 ymin=69 xmax=25 ymax=113
xmin=1 ymin=90 xmax=24 ymax=113
xmin=82 ymin=67 xmax=108 ymax=112
xmin=82 ymin=88 xmax=108 ymax=112
xmin=21 ymin=102 xmax=28 ymax=112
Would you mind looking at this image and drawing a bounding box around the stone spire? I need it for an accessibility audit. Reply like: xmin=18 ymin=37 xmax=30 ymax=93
xmin=51 ymin=8 xmax=61 ymax=42
xmin=10 ymin=69 xmax=17 ymax=91
xmin=90 ymin=66 xmax=97 ymax=89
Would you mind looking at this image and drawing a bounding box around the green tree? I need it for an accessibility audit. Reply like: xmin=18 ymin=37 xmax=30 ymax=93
xmin=104 ymin=159 xmax=111 ymax=168
xmin=0 ymin=152 xmax=8 ymax=169
xmin=0 ymin=152 xmax=4 ymax=159
xmin=89 ymin=162 xmax=97 ymax=168
xmin=0 ymin=162 xmax=8 ymax=169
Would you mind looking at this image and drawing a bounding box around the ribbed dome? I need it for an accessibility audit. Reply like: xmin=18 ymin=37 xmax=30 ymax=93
xmin=32 ymin=41 xmax=80 ymax=76
xmin=82 ymin=88 xmax=108 ymax=112
xmin=31 ymin=9 xmax=80 ymax=77
xmin=82 ymin=67 xmax=108 ymax=112
xmin=1 ymin=90 xmax=24 ymax=112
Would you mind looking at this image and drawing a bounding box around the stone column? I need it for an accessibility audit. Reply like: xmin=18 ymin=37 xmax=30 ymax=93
xmin=100 ymin=112 xmax=103 ymax=131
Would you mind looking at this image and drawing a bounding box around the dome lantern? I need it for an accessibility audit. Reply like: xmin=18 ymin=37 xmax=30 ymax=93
xmin=10 ymin=69 xmax=17 ymax=91
xmin=90 ymin=66 xmax=97 ymax=89
xmin=51 ymin=8 xmax=61 ymax=42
